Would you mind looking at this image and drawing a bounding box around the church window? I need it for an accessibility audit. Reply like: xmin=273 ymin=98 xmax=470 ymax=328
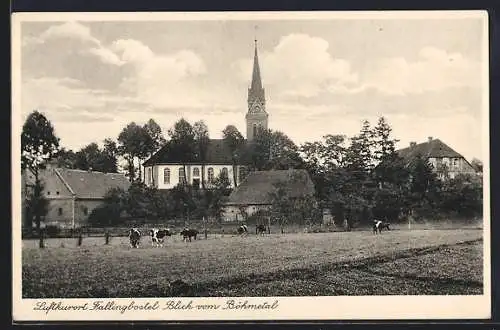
xmin=253 ymin=124 xmax=257 ymax=138
xmin=58 ymin=208 xmax=63 ymax=216
xmin=163 ymin=168 xmax=170 ymax=184
xmin=178 ymin=168 xmax=186 ymax=183
xmin=83 ymin=206 xmax=88 ymax=216
xmin=193 ymin=168 xmax=200 ymax=177
xmin=221 ymin=167 xmax=229 ymax=179
xmin=147 ymin=167 xmax=152 ymax=184
xmin=207 ymin=168 xmax=214 ymax=183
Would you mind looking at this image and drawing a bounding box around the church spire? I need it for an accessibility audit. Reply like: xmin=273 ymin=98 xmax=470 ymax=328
xmin=246 ymin=36 xmax=268 ymax=141
xmin=250 ymin=39 xmax=263 ymax=91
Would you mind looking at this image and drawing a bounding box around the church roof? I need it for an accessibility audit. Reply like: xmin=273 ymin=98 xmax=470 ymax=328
xmin=225 ymin=169 xmax=315 ymax=205
xmin=396 ymin=138 xmax=464 ymax=164
xmin=143 ymin=139 xmax=241 ymax=166
xmin=250 ymin=40 xmax=263 ymax=91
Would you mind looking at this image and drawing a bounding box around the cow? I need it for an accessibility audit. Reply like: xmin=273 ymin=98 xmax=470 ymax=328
xmin=128 ymin=228 xmax=141 ymax=248
xmin=150 ymin=228 xmax=172 ymax=247
xmin=180 ymin=228 xmax=198 ymax=242
xmin=237 ymin=224 xmax=248 ymax=236
xmin=256 ymin=224 xmax=267 ymax=236
xmin=373 ymin=220 xmax=391 ymax=234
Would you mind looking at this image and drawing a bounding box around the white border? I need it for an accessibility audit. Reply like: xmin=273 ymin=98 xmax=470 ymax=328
xmin=12 ymin=10 xmax=491 ymax=321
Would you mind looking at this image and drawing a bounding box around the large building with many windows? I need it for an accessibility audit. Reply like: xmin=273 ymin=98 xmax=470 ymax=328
xmin=142 ymin=39 xmax=268 ymax=189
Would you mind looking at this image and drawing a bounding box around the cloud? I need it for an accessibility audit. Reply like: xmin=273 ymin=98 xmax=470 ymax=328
xmin=361 ymin=46 xmax=481 ymax=95
xmin=233 ymin=33 xmax=358 ymax=98
xmin=37 ymin=21 xmax=101 ymax=46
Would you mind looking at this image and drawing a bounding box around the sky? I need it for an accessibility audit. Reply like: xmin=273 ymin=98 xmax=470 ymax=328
xmin=16 ymin=13 xmax=488 ymax=162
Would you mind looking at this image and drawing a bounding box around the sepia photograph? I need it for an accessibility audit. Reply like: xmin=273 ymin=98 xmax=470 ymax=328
xmin=12 ymin=10 xmax=490 ymax=321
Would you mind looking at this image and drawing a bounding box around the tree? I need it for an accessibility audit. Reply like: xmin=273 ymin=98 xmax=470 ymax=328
xmin=372 ymin=116 xmax=399 ymax=163
xmin=344 ymin=120 xmax=374 ymax=172
xmin=73 ymin=142 xmax=118 ymax=173
xmin=194 ymin=121 xmax=210 ymax=189
xmin=54 ymin=148 xmax=77 ymax=169
xmin=117 ymin=122 xmax=153 ymax=182
xmin=470 ymin=158 xmax=483 ymax=174
xmin=21 ymin=110 xmax=60 ymax=236
xmin=407 ymin=155 xmax=441 ymax=219
xmin=88 ymin=187 xmax=128 ymax=226
xmin=223 ymin=125 xmax=245 ymax=187
xmin=168 ymin=118 xmax=196 ymax=186
xmin=267 ymin=131 xmax=304 ymax=170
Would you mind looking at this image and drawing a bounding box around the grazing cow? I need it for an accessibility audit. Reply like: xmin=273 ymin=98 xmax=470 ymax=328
xmin=128 ymin=228 xmax=141 ymax=248
xmin=150 ymin=228 xmax=172 ymax=247
xmin=180 ymin=228 xmax=198 ymax=242
xmin=256 ymin=224 xmax=267 ymax=236
xmin=237 ymin=224 xmax=248 ymax=236
xmin=373 ymin=220 xmax=391 ymax=234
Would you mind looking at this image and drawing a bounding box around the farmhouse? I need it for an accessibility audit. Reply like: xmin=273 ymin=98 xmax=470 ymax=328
xmin=222 ymin=169 xmax=316 ymax=222
xmin=396 ymin=137 xmax=476 ymax=180
xmin=142 ymin=39 xmax=268 ymax=190
xmin=21 ymin=165 xmax=130 ymax=229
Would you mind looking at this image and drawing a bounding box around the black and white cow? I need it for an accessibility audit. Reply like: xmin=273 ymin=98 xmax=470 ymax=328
xmin=256 ymin=224 xmax=267 ymax=236
xmin=237 ymin=224 xmax=248 ymax=236
xmin=180 ymin=228 xmax=198 ymax=242
xmin=128 ymin=228 xmax=141 ymax=248
xmin=373 ymin=220 xmax=391 ymax=234
xmin=150 ymin=228 xmax=172 ymax=247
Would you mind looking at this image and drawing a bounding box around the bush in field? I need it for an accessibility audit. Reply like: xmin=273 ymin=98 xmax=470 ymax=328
xmin=439 ymin=174 xmax=483 ymax=219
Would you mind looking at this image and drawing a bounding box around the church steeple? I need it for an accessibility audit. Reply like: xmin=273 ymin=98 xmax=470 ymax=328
xmin=246 ymin=38 xmax=268 ymax=141
xmin=250 ymin=39 xmax=263 ymax=91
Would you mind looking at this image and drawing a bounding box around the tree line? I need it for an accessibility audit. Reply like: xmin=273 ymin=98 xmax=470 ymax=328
xmin=22 ymin=110 xmax=483 ymax=233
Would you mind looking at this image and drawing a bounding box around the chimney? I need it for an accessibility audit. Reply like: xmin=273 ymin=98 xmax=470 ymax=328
xmin=428 ymin=136 xmax=433 ymax=142
xmin=410 ymin=142 xmax=416 ymax=148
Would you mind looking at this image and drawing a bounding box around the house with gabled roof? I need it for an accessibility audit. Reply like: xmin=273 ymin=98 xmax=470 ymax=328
xmin=142 ymin=39 xmax=268 ymax=190
xmin=222 ymin=169 xmax=316 ymax=222
xmin=22 ymin=165 xmax=130 ymax=228
xmin=396 ymin=136 xmax=476 ymax=180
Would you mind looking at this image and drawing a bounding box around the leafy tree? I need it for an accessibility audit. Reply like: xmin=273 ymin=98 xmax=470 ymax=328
xmin=470 ymin=158 xmax=483 ymax=174
xmin=21 ymin=111 xmax=60 ymax=238
xmin=267 ymin=131 xmax=304 ymax=170
xmin=194 ymin=121 xmax=210 ymax=189
xmin=168 ymin=118 xmax=196 ymax=186
xmin=54 ymin=148 xmax=78 ymax=169
xmin=88 ymin=187 xmax=128 ymax=226
xmin=223 ymin=125 xmax=245 ymax=187
xmin=73 ymin=142 xmax=118 ymax=173
xmin=344 ymin=120 xmax=374 ymax=172
xmin=118 ymin=122 xmax=153 ymax=182
xmin=407 ymin=155 xmax=441 ymax=219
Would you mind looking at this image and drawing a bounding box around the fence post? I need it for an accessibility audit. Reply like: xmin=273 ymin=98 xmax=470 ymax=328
xmin=105 ymin=231 xmax=110 ymax=245
xmin=77 ymin=231 xmax=83 ymax=247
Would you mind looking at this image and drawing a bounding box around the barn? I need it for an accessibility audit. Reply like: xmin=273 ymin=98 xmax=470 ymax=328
xmin=21 ymin=164 xmax=130 ymax=229
xmin=222 ymin=169 xmax=316 ymax=222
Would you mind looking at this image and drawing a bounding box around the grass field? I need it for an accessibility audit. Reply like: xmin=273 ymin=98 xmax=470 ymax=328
xmin=22 ymin=227 xmax=483 ymax=298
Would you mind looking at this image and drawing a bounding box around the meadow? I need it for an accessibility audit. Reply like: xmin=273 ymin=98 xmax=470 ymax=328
xmin=22 ymin=226 xmax=483 ymax=298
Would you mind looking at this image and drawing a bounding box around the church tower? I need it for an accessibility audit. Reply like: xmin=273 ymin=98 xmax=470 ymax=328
xmin=246 ymin=39 xmax=268 ymax=141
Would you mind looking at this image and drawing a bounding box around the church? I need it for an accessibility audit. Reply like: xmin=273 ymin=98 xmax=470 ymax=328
xmin=142 ymin=40 xmax=269 ymax=190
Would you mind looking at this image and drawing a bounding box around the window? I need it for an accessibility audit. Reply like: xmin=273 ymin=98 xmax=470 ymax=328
xmin=253 ymin=124 xmax=257 ymax=138
xmin=56 ymin=191 xmax=60 ymax=195
xmin=83 ymin=207 xmax=88 ymax=216
xmin=193 ymin=167 xmax=200 ymax=177
xmin=207 ymin=167 xmax=214 ymax=183
xmin=47 ymin=191 xmax=51 ymax=195
xmin=58 ymin=208 xmax=63 ymax=216
xmin=238 ymin=166 xmax=248 ymax=183
xmin=453 ymin=158 xmax=459 ymax=167
xmin=221 ymin=167 xmax=229 ymax=179
xmin=178 ymin=168 xmax=185 ymax=183
xmin=163 ymin=168 xmax=170 ymax=184
xmin=147 ymin=167 xmax=152 ymax=184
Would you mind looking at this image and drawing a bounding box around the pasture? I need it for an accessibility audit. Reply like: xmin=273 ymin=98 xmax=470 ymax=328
xmin=22 ymin=227 xmax=483 ymax=298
